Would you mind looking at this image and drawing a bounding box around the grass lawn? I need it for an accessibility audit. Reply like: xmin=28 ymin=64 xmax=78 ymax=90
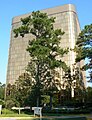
xmin=0 ymin=109 xmax=92 ymax=120
xmin=0 ymin=114 xmax=92 ymax=120
xmin=0 ymin=113 xmax=33 ymax=117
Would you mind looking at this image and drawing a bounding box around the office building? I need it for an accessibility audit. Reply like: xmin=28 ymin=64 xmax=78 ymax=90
xmin=6 ymin=4 xmax=86 ymax=87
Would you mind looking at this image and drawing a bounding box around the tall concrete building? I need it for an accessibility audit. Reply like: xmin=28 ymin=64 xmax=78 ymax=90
xmin=6 ymin=4 xmax=85 ymax=86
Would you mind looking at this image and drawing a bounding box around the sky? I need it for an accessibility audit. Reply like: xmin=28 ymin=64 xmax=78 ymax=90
xmin=0 ymin=0 xmax=92 ymax=86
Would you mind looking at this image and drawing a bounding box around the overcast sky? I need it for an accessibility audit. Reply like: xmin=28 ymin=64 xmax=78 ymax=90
xmin=0 ymin=0 xmax=92 ymax=86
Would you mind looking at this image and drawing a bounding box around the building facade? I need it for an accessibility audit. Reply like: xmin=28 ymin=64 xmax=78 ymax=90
xmin=6 ymin=4 xmax=85 ymax=86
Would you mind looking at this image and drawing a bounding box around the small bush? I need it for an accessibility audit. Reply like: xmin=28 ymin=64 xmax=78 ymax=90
xmin=2 ymin=108 xmax=15 ymax=114
xmin=5 ymin=99 xmax=17 ymax=109
xmin=43 ymin=107 xmax=91 ymax=114
xmin=0 ymin=99 xmax=5 ymax=107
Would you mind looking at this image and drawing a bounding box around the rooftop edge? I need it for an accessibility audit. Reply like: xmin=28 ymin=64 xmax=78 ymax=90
xmin=12 ymin=4 xmax=76 ymax=24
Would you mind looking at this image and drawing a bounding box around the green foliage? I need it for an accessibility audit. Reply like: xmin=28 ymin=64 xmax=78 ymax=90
xmin=5 ymin=99 xmax=17 ymax=109
xmin=15 ymin=73 xmax=32 ymax=106
xmin=13 ymin=11 xmax=68 ymax=108
xmin=41 ymin=95 xmax=50 ymax=105
xmin=14 ymin=11 xmax=68 ymax=69
xmin=6 ymin=73 xmax=32 ymax=107
xmin=2 ymin=108 xmax=15 ymax=114
xmin=75 ymin=24 xmax=92 ymax=82
xmin=0 ymin=99 xmax=5 ymax=107
xmin=0 ymin=82 xmax=5 ymax=100
xmin=43 ymin=107 xmax=91 ymax=115
xmin=62 ymin=66 xmax=86 ymax=104
xmin=86 ymin=87 xmax=92 ymax=105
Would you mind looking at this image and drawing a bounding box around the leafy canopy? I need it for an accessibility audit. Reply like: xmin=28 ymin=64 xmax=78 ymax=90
xmin=14 ymin=11 xmax=68 ymax=70
xmin=13 ymin=11 xmax=68 ymax=107
xmin=75 ymin=24 xmax=92 ymax=82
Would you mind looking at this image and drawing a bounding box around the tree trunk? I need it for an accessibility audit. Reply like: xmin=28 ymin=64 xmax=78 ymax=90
xmin=50 ymin=95 xmax=52 ymax=110
xmin=37 ymin=97 xmax=39 ymax=107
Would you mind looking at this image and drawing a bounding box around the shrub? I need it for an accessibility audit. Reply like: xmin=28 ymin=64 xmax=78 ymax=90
xmin=0 ymin=99 xmax=5 ymax=107
xmin=5 ymin=99 xmax=16 ymax=109
xmin=2 ymin=108 xmax=15 ymax=114
xmin=43 ymin=107 xmax=91 ymax=114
